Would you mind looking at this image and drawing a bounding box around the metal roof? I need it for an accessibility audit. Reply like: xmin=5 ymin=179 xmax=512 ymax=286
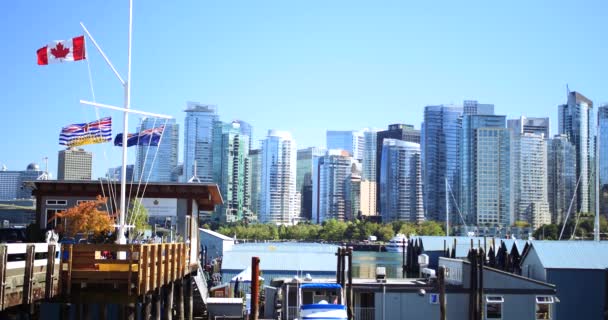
xmin=200 ymin=228 xmax=234 ymax=241
xmin=413 ymin=236 xmax=498 ymax=257
xmin=221 ymin=242 xmax=338 ymax=272
xmin=525 ymin=241 xmax=608 ymax=270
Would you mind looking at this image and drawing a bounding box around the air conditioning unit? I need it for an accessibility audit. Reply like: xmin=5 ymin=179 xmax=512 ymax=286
xmin=376 ymin=267 xmax=386 ymax=283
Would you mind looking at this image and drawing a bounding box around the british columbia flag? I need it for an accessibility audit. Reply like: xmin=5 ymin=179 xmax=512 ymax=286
xmin=59 ymin=117 xmax=112 ymax=147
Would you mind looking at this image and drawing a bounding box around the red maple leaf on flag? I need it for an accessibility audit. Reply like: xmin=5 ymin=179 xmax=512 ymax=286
xmin=50 ymin=42 xmax=70 ymax=59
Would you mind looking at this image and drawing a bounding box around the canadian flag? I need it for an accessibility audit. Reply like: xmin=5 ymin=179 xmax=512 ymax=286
xmin=37 ymin=35 xmax=86 ymax=65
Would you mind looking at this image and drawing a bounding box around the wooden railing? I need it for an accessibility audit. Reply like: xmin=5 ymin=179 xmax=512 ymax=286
xmin=60 ymin=243 xmax=189 ymax=297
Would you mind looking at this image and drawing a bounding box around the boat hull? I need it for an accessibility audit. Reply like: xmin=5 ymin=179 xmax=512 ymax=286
xmin=300 ymin=304 xmax=348 ymax=320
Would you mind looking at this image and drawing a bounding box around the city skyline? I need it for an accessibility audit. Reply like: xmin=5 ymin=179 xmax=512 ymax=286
xmin=2 ymin=1 xmax=608 ymax=178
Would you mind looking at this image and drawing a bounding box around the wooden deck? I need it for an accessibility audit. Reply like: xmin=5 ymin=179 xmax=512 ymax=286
xmin=60 ymin=243 xmax=190 ymax=298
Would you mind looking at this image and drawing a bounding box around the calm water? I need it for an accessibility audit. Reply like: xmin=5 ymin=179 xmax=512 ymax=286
xmin=352 ymin=251 xmax=406 ymax=279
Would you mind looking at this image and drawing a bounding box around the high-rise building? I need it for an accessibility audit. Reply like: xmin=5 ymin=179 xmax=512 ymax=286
xmin=379 ymin=139 xmax=424 ymax=223
xmin=313 ymin=150 xmax=354 ymax=223
xmin=183 ymin=102 xmax=218 ymax=183
xmin=348 ymin=162 xmax=362 ymax=220
xmin=0 ymin=163 xmax=45 ymax=200
xmin=598 ymin=105 xmax=608 ymax=217
xmin=260 ymin=130 xmax=298 ymax=224
xmin=460 ymin=114 xmax=510 ymax=226
xmin=509 ymin=126 xmax=550 ymax=229
xmin=376 ymin=124 xmax=421 ymax=213
xmin=326 ymin=130 xmax=364 ymax=160
xmin=548 ymin=135 xmax=577 ymax=225
xmin=463 ymin=100 xmax=494 ymax=115
xmin=422 ymin=105 xmax=463 ymax=222
xmin=106 ymin=165 xmax=134 ymax=182
xmin=249 ymin=149 xmax=262 ymax=219
xmin=58 ymin=148 xmax=92 ymax=180
xmin=507 ymin=116 xmax=550 ymax=137
xmin=360 ymin=129 xmax=379 ymax=217
xmin=296 ymin=147 xmax=325 ymax=221
xmin=558 ymin=91 xmax=595 ymax=214
xmin=212 ymin=121 xmax=251 ymax=222
xmin=134 ymin=118 xmax=179 ymax=182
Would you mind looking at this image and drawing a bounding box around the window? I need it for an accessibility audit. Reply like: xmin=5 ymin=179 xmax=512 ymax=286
xmin=77 ymin=200 xmax=93 ymax=205
xmin=46 ymin=199 xmax=67 ymax=206
xmin=485 ymin=296 xmax=504 ymax=319
xmin=46 ymin=209 xmax=63 ymax=228
xmin=535 ymin=296 xmax=554 ymax=320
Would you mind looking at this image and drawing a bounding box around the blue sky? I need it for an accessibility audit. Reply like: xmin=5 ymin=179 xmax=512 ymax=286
xmin=1 ymin=0 xmax=607 ymax=178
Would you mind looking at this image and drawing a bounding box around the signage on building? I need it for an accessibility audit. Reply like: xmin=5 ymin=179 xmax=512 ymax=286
xmin=141 ymin=198 xmax=177 ymax=217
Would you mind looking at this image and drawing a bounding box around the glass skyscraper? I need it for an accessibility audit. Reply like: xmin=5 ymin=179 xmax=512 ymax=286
xmin=249 ymin=149 xmax=262 ymax=219
xmin=212 ymin=121 xmax=251 ymax=222
xmin=548 ymin=135 xmax=577 ymax=225
xmin=599 ymin=105 xmax=608 ymax=217
xmin=183 ymin=102 xmax=218 ymax=183
xmin=134 ymin=118 xmax=179 ymax=182
xmin=460 ymin=114 xmax=510 ymax=226
xmin=260 ymin=130 xmax=298 ymax=224
xmin=326 ymin=130 xmax=364 ymax=161
xmin=361 ymin=129 xmax=379 ymax=216
xmin=379 ymin=139 xmax=424 ymax=223
xmin=422 ymin=105 xmax=462 ymax=222
xmin=296 ymin=147 xmax=325 ymax=221
xmin=313 ymin=150 xmax=354 ymax=223
xmin=558 ymin=91 xmax=594 ymax=214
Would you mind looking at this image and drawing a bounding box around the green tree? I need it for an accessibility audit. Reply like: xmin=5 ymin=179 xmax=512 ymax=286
xmin=129 ymin=199 xmax=151 ymax=238
xmin=398 ymin=223 xmax=417 ymax=236
xmin=417 ymin=221 xmax=444 ymax=236
xmin=376 ymin=224 xmax=395 ymax=242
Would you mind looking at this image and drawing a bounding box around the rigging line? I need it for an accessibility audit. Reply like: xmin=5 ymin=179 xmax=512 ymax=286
xmin=128 ymin=117 xmax=159 ymax=225
xmin=559 ymin=173 xmax=583 ymax=240
xmin=128 ymin=117 xmax=158 ymax=225
xmin=132 ymin=118 xmax=169 ymax=227
xmin=88 ymin=52 xmax=119 ymax=217
xmin=571 ymin=210 xmax=584 ymax=240
xmin=447 ymin=180 xmax=467 ymax=228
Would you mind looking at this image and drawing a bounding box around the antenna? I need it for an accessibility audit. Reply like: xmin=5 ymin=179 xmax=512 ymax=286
xmin=187 ymin=160 xmax=201 ymax=183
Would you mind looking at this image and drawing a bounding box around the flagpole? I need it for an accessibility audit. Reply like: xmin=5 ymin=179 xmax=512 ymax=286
xmin=117 ymin=0 xmax=134 ymax=245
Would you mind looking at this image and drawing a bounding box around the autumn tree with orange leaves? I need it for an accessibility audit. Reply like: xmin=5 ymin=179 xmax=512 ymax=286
xmin=50 ymin=196 xmax=115 ymax=238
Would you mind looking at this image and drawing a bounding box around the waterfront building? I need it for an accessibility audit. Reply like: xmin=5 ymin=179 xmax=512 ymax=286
xmin=547 ymin=135 xmax=577 ymax=225
xmin=463 ymin=99 xmax=494 ymax=115
xmin=0 ymin=163 xmax=45 ymax=200
xmin=558 ymin=91 xmax=595 ymax=214
xmin=376 ymin=124 xmax=420 ymax=213
xmin=183 ymin=102 xmax=218 ymax=183
xmin=134 ymin=118 xmax=179 ymax=182
xmin=460 ymin=114 xmax=510 ymax=226
xmin=360 ymin=129 xmax=379 ymax=217
xmin=260 ymin=130 xmax=298 ymax=224
xmin=106 ymin=165 xmax=134 ymax=182
xmin=296 ymin=147 xmax=325 ymax=221
xmin=313 ymin=149 xmax=354 ymax=223
xmin=599 ymin=105 xmax=608 ymax=217
xmin=57 ymin=148 xmax=92 ymax=180
xmin=248 ymin=149 xmax=262 ymax=219
xmin=507 ymin=116 xmax=550 ymax=137
xmin=326 ymin=130 xmax=364 ymax=160
xmin=379 ymin=139 xmax=423 ymax=223
xmin=509 ymin=128 xmax=550 ymax=229
xmin=422 ymin=105 xmax=462 ymax=222
xmin=348 ymin=162 xmax=362 ymax=219
xmin=212 ymin=120 xmax=251 ymax=222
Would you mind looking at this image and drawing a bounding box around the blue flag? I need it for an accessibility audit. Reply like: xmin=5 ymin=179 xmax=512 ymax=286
xmin=114 ymin=126 xmax=164 ymax=147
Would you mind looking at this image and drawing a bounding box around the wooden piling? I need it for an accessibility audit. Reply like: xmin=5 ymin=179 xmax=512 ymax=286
xmin=438 ymin=266 xmax=446 ymax=320
xmin=22 ymin=244 xmax=35 ymax=316
xmin=164 ymin=282 xmax=174 ymax=320
xmin=45 ymin=244 xmax=56 ymax=300
xmin=0 ymin=245 xmax=7 ymax=311
xmin=185 ymin=274 xmax=193 ymax=320
xmin=251 ymin=256 xmax=260 ymax=320
xmin=176 ymin=279 xmax=184 ymax=320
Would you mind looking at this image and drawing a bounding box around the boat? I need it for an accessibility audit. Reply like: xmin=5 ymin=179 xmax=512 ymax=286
xmin=385 ymin=233 xmax=407 ymax=252
xmin=298 ymin=283 xmax=347 ymax=320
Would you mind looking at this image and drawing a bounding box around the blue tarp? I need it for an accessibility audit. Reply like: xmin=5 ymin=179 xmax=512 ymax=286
xmin=300 ymin=283 xmax=342 ymax=290
xmin=301 ymin=304 xmax=346 ymax=310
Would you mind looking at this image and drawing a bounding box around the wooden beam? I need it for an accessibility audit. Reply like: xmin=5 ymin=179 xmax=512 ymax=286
xmin=45 ymin=244 xmax=57 ymax=299
xmin=0 ymin=245 xmax=7 ymax=311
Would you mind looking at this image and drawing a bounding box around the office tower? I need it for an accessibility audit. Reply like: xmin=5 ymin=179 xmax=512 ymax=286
xmin=548 ymin=135 xmax=577 ymax=225
xmin=312 ymin=150 xmax=354 ymax=223
xmin=423 ymin=105 xmax=463 ymax=222
xmin=183 ymin=102 xmax=218 ymax=183
xmin=57 ymin=148 xmax=92 ymax=180
xmin=599 ymin=105 xmax=608 ymax=217
xmin=0 ymin=163 xmax=45 ymax=200
xmin=326 ymin=130 xmax=365 ymax=161
xmin=379 ymin=139 xmax=424 ymax=223
xmin=507 ymin=116 xmax=550 ymax=137
xmin=260 ymin=130 xmax=298 ymax=224
xmin=360 ymin=129 xmax=379 ymax=217
xmin=463 ymin=100 xmax=494 ymax=115
xmin=212 ymin=121 xmax=251 ymax=222
xmin=134 ymin=118 xmax=179 ymax=182
xmin=296 ymin=147 xmax=325 ymax=221
xmin=376 ymin=124 xmax=421 ymax=213
xmin=460 ymin=114 xmax=510 ymax=225
xmin=249 ymin=149 xmax=262 ymax=219
xmin=349 ymin=162 xmax=362 ymax=220
xmin=106 ymin=165 xmax=134 ymax=182
xmin=509 ymin=123 xmax=550 ymax=229
xmin=558 ymin=91 xmax=594 ymax=214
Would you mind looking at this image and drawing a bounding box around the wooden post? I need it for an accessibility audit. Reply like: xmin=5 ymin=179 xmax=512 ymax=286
xmin=45 ymin=244 xmax=56 ymax=300
xmin=0 ymin=245 xmax=7 ymax=311
xmin=142 ymin=295 xmax=152 ymax=320
xmin=127 ymin=303 xmax=136 ymax=320
xmin=185 ymin=274 xmax=193 ymax=320
xmin=23 ymin=244 xmax=36 ymax=316
xmin=164 ymin=282 xmax=174 ymax=320
xmin=153 ymin=289 xmax=162 ymax=320
xmin=100 ymin=304 xmax=108 ymax=320
xmin=347 ymin=248 xmax=353 ymax=320
xmin=176 ymin=278 xmax=184 ymax=320
xmin=478 ymin=249 xmax=484 ymax=320
xmin=336 ymin=247 xmax=342 ymax=284
xmin=402 ymin=239 xmax=406 ymax=278
xmin=251 ymin=256 xmax=260 ymax=320
xmin=340 ymin=247 xmax=346 ymax=287
xmin=438 ymin=266 xmax=446 ymax=320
